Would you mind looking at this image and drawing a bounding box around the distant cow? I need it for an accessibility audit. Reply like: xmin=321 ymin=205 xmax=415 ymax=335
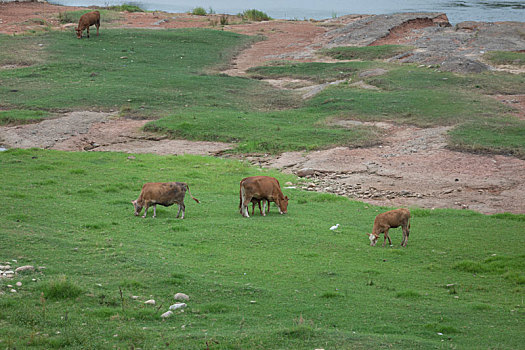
xmin=132 ymin=182 xmax=199 ymax=219
xmin=76 ymin=11 xmax=100 ymax=39
xmin=239 ymin=176 xmax=288 ymax=217
xmin=367 ymin=208 xmax=410 ymax=247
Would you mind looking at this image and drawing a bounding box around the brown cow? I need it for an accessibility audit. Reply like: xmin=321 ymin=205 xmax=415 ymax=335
xmin=239 ymin=176 xmax=288 ymax=217
xmin=75 ymin=11 xmax=100 ymax=39
xmin=132 ymin=182 xmax=199 ymax=219
xmin=367 ymin=208 xmax=411 ymax=247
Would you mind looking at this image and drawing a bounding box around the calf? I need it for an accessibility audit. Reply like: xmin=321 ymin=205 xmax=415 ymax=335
xmin=239 ymin=176 xmax=288 ymax=218
xmin=249 ymin=198 xmax=271 ymax=216
xmin=367 ymin=208 xmax=410 ymax=247
xmin=132 ymin=182 xmax=199 ymax=219
xmin=75 ymin=11 xmax=100 ymax=39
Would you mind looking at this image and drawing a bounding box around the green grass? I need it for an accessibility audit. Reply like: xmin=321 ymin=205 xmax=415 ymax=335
xmin=448 ymin=117 xmax=525 ymax=158
xmin=0 ymin=148 xmax=523 ymax=349
xmin=0 ymin=109 xmax=49 ymax=125
xmin=483 ymin=50 xmax=525 ymax=66
xmin=321 ymin=45 xmax=413 ymax=60
xmin=144 ymin=107 xmax=381 ymax=153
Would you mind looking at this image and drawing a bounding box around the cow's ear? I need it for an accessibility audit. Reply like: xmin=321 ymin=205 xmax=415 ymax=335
xmin=285 ymin=196 xmax=289 ymax=200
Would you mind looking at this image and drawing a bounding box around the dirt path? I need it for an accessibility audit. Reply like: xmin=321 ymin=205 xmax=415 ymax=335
xmin=1 ymin=2 xmax=524 ymax=214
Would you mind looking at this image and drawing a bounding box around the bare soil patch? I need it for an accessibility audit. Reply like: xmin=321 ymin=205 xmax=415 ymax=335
xmin=1 ymin=2 xmax=524 ymax=214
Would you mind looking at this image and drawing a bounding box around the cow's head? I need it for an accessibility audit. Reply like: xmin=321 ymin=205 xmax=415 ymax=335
xmin=131 ymin=200 xmax=142 ymax=216
xmin=75 ymin=28 xmax=82 ymax=39
xmin=367 ymin=233 xmax=379 ymax=246
xmin=278 ymin=196 xmax=289 ymax=214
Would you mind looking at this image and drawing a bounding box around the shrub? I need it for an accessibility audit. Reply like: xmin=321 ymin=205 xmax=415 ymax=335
xmin=242 ymin=9 xmax=271 ymax=21
xmin=191 ymin=7 xmax=207 ymax=16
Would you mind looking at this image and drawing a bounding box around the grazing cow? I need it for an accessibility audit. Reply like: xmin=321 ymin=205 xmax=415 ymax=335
xmin=75 ymin=11 xmax=100 ymax=39
xmin=132 ymin=182 xmax=199 ymax=219
xmin=367 ymin=208 xmax=411 ymax=247
xmin=239 ymin=176 xmax=288 ymax=217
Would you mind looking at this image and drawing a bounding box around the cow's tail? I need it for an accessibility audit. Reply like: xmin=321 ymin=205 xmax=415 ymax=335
xmin=239 ymin=181 xmax=243 ymax=210
xmin=186 ymin=184 xmax=200 ymax=204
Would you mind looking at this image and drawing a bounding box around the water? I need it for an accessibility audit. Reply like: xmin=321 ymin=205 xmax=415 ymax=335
xmin=49 ymin=0 xmax=525 ymax=24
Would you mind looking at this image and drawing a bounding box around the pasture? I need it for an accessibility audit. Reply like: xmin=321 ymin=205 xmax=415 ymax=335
xmin=0 ymin=16 xmax=524 ymax=349
xmin=0 ymin=149 xmax=524 ymax=349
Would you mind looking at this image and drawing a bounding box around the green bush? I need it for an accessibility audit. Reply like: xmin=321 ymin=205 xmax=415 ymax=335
xmin=241 ymin=9 xmax=272 ymax=21
xmin=191 ymin=6 xmax=207 ymax=16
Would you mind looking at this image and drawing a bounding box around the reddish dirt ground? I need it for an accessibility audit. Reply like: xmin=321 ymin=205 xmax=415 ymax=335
xmin=1 ymin=2 xmax=524 ymax=214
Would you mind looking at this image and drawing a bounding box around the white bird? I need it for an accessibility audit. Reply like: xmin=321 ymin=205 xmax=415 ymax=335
xmin=330 ymin=224 xmax=340 ymax=231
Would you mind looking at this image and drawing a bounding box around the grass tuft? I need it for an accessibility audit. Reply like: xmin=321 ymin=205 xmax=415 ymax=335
xmin=396 ymin=290 xmax=422 ymax=299
xmin=42 ymin=275 xmax=83 ymax=300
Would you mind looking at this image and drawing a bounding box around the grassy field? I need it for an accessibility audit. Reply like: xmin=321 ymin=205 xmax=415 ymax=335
xmin=1 ymin=29 xmax=524 ymax=156
xmin=0 ymin=149 xmax=524 ymax=349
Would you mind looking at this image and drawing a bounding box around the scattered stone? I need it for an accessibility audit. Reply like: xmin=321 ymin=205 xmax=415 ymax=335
xmin=15 ymin=265 xmax=34 ymax=273
xmin=131 ymin=295 xmax=139 ymax=300
xmin=169 ymin=303 xmax=187 ymax=311
xmin=174 ymin=293 xmax=190 ymax=301
xmin=10 ymin=289 xmax=17 ymax=293
xmin=160 ymin=310 xmax=173 ymax=318
xmin=296 ymin=168 xmax=315 ymax=177
xmin=16 ymin=282 xmax=22 ymax=287
xmin=144 ymin=299 xmax=156 ymax=305
xmin=127 ymin=155 xmax=136 ymax=160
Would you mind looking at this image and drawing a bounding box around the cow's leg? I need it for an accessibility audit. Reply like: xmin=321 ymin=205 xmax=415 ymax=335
xmin=261 ymin=200 xmax=267 ymax=216
xmin=251 ymin=201 xmax=256 ymax=216
xmin=180 ymin=203 xmax=185 ymax=219
xmin=240 ymin=187 xmax=250 ymax=217
xmin=382 ymin=229 xmax=392 ymax=247
xmin=402 ymin=224 xmax=409 ymax=247
xmin=152 ymin=204 xmax=157 ymax=218
xmin=86 ymin=26 xmax=90 ymax=38
xmin=96 ymin=21 xmax=100 ymax=36
xmin=176 ymin=203 xmax=182 ymax=218
xmin=142 ymin=203 xmax=149 ymax=218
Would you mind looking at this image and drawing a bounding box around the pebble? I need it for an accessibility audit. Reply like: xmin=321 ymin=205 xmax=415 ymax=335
xmin=169 ymin=303 xmax=186 ymax=311
xmin=144 ymin=299 xmax=156 ymax=305
xmin=15 ymin=265 xmax=34 ymax=273
xmin=174 ymin=293 xmax=190 ymax=301
xmin=160 ymin=311 xmax=173 ymax=318
xmin=16 ymin=282 xmax=22 ymax=287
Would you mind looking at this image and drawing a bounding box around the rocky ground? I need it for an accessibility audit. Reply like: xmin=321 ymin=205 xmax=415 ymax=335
xmin=1 ymin=1 xmax=524 ymax=214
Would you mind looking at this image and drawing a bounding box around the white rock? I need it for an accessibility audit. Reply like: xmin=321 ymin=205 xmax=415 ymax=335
xmin=144 ymin=299 xmax=156 ymax=305
xmin=16 ymin=282 xmax=22 ymax=287
xmin=174 ymin=293 xmax=189 ymax=301
xmin=4 ymin=271 xmax=14 ymax=275
xmin=330 ymin=224 xmax=340 ymax=230
xmin=169 ymin=303 xmax=187 ymax=310
xmin=15 ymin=265 xmax=34 ymax=273
xmin=7 ymin=285 xmax=13 ymax=288
xmin=160 ymin=311 xmax=173 ymax=318
xmin=131 ymin=295 xmax=139 ymax=300
xmin=10 ymin=289 xmax=17 ymax=293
